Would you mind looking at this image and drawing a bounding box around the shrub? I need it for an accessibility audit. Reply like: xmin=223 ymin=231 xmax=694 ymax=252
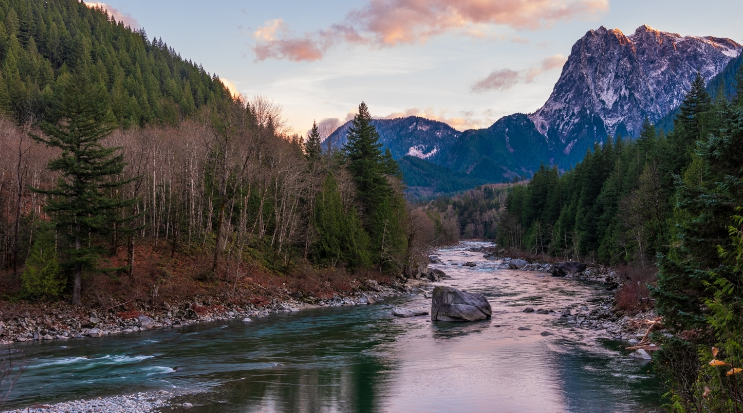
xmin=21 ymin=230 xmax=64 ymax=300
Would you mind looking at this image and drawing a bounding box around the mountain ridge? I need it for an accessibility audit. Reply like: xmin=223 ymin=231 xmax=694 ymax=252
xmin=326 ymin=24 xmax=742 ymax=195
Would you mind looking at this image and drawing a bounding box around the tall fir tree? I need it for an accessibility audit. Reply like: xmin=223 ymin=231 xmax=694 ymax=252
xmin=30 ymin=70 xmax=136 ymax=305
xmin=343 ymin=102 xmax=407 ymax=270
xmin=305 ymin=120 xmax=322 ymax=160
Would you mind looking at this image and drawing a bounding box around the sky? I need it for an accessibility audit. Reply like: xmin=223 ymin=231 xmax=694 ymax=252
xmin=89 ymin=0 xmax=743 ymax=136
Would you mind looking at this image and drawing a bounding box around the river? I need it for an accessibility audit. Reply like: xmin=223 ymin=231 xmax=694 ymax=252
xmin=3 ymin=242 xmax=664 ymax=412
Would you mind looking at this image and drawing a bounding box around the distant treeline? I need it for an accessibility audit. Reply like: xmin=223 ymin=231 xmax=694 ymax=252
xmin=498 ymin=72 xmax=743 ymax=410
xmin=0 ymin=0 xmax=231 ymax=126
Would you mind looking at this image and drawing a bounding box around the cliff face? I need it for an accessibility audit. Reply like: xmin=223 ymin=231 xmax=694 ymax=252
xmin=529 ymin=25 xmax=741 ymax=154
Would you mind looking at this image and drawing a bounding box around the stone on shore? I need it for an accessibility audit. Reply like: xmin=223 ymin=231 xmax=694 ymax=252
xmin=430 ymin=286 xmax=491 ymax=321
xmin=632 ymin=349 xmax=652 ymax=360
xmin=138 ymin=315 xmax=155 ymax=330
xmin=551 ymin=262 xmax=587 ymax=277
xmin=427 ymin=269 xmax=447 ymax=281
xmin=508 ymin=259 xmax=528 ymax=269
xmin=87 ymin=328 xmax=103 ymax=337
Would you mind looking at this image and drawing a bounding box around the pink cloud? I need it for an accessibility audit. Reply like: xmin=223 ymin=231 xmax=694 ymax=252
xmin=85 ymin=2 xmax=140 ymax=29
xmin=525 ymin=54 xmax=567 ymax=82
xmin=471 ymin=69 xmax=520 ymax=93
xmin=378 ymin=107 xmax=493 ymax=130
xmin=473 ymin=54 xmax=567 ymax=92
xmin=252 ymin=0 xmax=608 ymax=62
xmin=315 ymin=117 xmax=342 ymax=139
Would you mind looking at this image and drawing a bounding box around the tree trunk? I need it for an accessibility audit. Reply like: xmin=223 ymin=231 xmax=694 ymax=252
xmin=212 ymin=199 xmax=225 ymax=273
xmin=72 ymin=224 xmax=82 ymax=306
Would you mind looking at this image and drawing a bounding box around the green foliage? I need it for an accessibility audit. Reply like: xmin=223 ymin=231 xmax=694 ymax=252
xmin=0 ymin=0 xmax=230 ymax=125
xmin=305 ymin=120 xmax=322 ymax=161
xmin=343 ymin=102 xmax=407 ymax=271
xmin=312 ymin=174 xmax=371 ymax=270
xmin=30 ymin=69 xmax=137 ymax=304
xmin=493 ymin=75 xmax=743 ymax=407
xmin=21 ymin=228 xmax=63 ymax=300
xmin=397 ymin=155 xmax=490 ymax=196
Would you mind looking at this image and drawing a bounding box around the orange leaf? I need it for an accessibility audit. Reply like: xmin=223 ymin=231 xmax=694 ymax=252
xmin=727 ymin=368 xmax=743 ymax=376
xmin=712 ymin=347 xmax=719 ymax=357
xmin=709 ymin=359 xmax=731 ymax=367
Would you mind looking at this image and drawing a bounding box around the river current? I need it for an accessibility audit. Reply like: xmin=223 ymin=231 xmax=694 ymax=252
xmin=4 ymin=242 xmax=663 ymax=412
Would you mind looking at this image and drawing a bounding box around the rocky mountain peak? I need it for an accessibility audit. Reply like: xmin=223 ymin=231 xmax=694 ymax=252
xmin=528 ymin=25 xmax=742 ymax=154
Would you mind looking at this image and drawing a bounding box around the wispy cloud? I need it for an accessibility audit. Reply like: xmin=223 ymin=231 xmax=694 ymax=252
xmin=252 ymin=0 xmax=608 ymax=62
xmin=85 ymin=2 xmax=140 ymax=29
xmin=471 ymin=54 xmax=567 ymax=92
xmin=471 ymin=69 xmax=521 ymax=93
xmin=379 ymin=107 xmax=495 ymax=130
xmin=525 ymin=54 xmax=567 ymax=82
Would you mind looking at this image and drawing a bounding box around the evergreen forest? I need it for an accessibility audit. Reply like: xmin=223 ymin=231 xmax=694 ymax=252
xmin=494 ymin=72 xmax=743 ymax=410
xmin=0 ymin=0 xmax=232 ymax=126
xmin=0 ymin=0 xmax=426 ymax=309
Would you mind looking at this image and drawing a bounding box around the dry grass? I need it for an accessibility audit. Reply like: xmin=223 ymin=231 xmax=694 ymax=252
xmin=0 ymin=240 xmax=393 ymax=318
xmin=615 ymin=265 xmax=657 ymax=313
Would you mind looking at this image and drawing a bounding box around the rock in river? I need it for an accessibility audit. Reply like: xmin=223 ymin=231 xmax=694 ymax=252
xmin=392 ymin=308 xmax=429 ymax=318
xmin=430 ymin=286 xmax=492 ymax=322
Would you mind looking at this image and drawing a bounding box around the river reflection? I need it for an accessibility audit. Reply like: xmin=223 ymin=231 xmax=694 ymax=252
xmin=5 ymin=242 xmax=663 ymax=412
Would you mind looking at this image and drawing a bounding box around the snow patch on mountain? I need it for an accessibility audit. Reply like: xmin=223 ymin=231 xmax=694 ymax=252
xmin=528 ymin=24 xmax=742 ymax=154
xmin=407 ymin=145 xmax=438 ymax=159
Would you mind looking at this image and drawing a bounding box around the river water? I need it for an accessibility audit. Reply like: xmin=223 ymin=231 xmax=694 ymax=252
xmin=4 ymin=242 xmax=664 ymax=412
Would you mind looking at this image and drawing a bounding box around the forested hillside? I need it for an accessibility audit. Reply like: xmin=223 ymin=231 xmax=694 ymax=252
xmin=0 ymin=1 xmax=428 ymax=310
xmin=496 ymin=72 xmax=743 ymax=410
xmin=0 ymin=0 xmax=231 ymax=126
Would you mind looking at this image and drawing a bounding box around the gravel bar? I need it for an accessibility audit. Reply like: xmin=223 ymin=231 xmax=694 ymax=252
xmin=2 ymin=389 xmax=200 ymax=413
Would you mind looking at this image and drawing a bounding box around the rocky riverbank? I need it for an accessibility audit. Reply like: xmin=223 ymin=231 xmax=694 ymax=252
xmin=0 ymin=279 xmax=407 ymax=346
xmin=2 ymin=388 xmax=204 ymax=413
xmin=472 ymin=245 xmax=662 ymax=358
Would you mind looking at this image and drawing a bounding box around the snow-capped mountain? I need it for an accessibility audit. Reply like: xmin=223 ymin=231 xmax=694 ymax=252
xmin=325 ymin=116 xmax=461 ymax=164
xmin=326 ymin=25 xmax=742 ymax=194
xmin=529 ymin=25 xmax=741 ymax=154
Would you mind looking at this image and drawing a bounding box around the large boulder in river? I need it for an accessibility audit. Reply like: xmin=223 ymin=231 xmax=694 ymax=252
xmin=551 ymin=262 xmax=587 ymax=277
xmin=431 ymin=286 xmax=491 ymax=321
xmin=508 ymin=259 xmax=528 ymax=269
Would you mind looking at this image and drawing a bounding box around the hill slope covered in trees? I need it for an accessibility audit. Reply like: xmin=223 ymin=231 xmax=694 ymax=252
xmin=0 ymin=0 xmax=231 ymax=126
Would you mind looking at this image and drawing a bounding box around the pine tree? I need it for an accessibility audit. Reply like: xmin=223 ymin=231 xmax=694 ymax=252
xmin=343 ymin=102 xmax=386 ymax=203
xmin=653 ymin=96 xmax=743 ymax=410
xmin=667 ymin=73 xmax=713 ymax=175
xmin=30 ymin=70 xmax=136 ymax=305
xmin=343 ymin=102 xmax=407 ymax=270
xmin=305 ymin=120 xmax=322 ymax=160
xmin=734 ymin=66 xmax=743 ymax=108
